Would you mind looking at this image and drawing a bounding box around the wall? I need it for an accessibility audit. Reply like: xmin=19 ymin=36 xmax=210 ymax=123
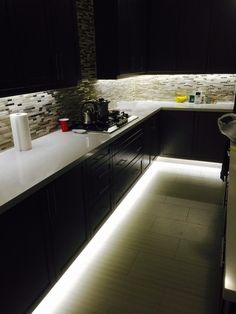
xmin=0 ymin=1 xmax=236 ymax=152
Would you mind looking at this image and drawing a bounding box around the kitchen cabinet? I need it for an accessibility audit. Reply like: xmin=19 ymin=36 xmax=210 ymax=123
xmin=49 ymin=164 xmax=87 ymax=277
xmin=160 ymin=110 xmax=194 ymax=158
xmin=51 ymin=0 xmax=80 ymax=87
xmin=94 ymin=0 xmax=147 ymax=78
xmin=143 ymin=121 xmax=152 ymax=170
xmin=85 ymin=146 xmax=113 ymax=235
xmin=148 ymin=0 xmax=210 ymax=73
xmin=150 ymin=113 xmax=161 ymax=160
xmin=0 ymin=0 xmax=80 ymax=97
xmin=207 ymin=0 xmax=236 ymax=73
xmin=0 ymin=189 xmax=52 ymax=314
xmin=143 ymin=113 xmax=160 ymax=167
xmin=175 ymin=0 xmax=210 ymax=73
xmin=112 ymin=126 xmax=143 ymax=206
xmin=194 ymin=112 xmax=228 ymax=162
xmin=147 ymin=0 xmax=177 ymax=72
xmin=160 ymin=110 xmax=228 ymax=162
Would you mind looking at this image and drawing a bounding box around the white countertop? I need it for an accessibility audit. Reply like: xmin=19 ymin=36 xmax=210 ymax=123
xmin=224 ymin=145 xmax=236 ymax=303
xmin=115 ymin=100 xmax=234 ymax=113
xmin=0 ymin=101 xmax=233 ymax=213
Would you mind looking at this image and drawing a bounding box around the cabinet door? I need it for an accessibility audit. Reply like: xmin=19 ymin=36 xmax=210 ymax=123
xmin=143 ymin=120 xmax=151 ymax=170
xmin=150 ymin=113 xmax=161 ymax=160
xmin=148 ymin=0 xmax=177 ymax=72
xmin=194 ymin=112 xmax=228 ymax=162
xmin=125 ymin=0 xmax=147 ymax=73
xmin=0 ymin=0 xmax=57 ymax=96
xmin=0 ymin=0 xmax=79 ymax=97
xmin=0 ymin=189 xmax=52 ymax=314
xmin=148 ymin=0 xmax=211 ymax=73
xmin=94 ymin=0 xmax=147 ymax=78
xmin=160 ymin=110 xmax=194 ymax=158
xmin=51 ymin=0 xmax=80 ymax=86
xmin=94 ymin=0 xmax=119 ymax=79
xmin=112 ymin=128 xmax=143 ymax=206
xmin=113 ymin=155 xmax=142 ymax=206
xmin=50 ymin=165 xmax=87 ymax=276
xmin=176 ymin=0 xmax=210 ymax=73
xmin=117 ymin=0 xmax=131 ymax=75
xmin=208 ymin=0 xmax=236 ymax=73
xmin=85 ymin=147 xmax=112 ymax=235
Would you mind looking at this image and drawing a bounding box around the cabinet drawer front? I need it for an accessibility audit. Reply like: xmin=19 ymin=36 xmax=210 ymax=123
xmin=88 ymin=188 xmax=112 ymax=233
xmin=112 ymin=127 xmax=143 ymax=155
xmin=113 ymin=133 xmax=143 ymax=173
xmin=113 ymin=155 xmax=142 ymax=206
xmin=87 ymin=160 xmax=111 ymax=205
xmin=87 ymin=146 xmax=110 ymax=168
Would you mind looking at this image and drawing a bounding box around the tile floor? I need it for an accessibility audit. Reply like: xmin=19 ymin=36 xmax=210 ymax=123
xmin=33 ymin=157 xmax=225 ymax=314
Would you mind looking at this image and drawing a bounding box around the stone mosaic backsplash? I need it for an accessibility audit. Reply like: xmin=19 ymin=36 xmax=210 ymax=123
xmin=95 ymin=74 xmax=236 ymax=107
xmin=0 ymin=74 xmax=236 ymax=151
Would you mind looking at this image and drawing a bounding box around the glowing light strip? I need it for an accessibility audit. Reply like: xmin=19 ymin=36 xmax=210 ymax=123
xmin=32 ymin=158 xmax=220 ymax=313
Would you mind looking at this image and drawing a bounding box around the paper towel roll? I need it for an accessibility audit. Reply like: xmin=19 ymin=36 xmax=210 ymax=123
xmin=10 ymin=113 xmax=32 ymax=151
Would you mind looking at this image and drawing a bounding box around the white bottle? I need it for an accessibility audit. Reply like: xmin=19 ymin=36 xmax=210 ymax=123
xmin=195 ymin=92 xmax=201 ymax=104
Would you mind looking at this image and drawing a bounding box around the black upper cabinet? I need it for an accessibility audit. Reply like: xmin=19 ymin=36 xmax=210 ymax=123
xmin=148 ymin=0 xmax=211 ymax=73
xmin=147 ymin=0 xmax=177 ymax=72
xmin=207 ymin=0 xmax=236 ymax=73
xmin=95 ymin=0 xmax=236 ymax=75
xmin=51 ymin=0 xmax=80 ymax=86
xmin=0 ymin=0 xmax=80 ymax=97
xmin=94 ymin=0 xmax=147 ymax=78
xmin=175 ymin=0 xmax=211 ymax=73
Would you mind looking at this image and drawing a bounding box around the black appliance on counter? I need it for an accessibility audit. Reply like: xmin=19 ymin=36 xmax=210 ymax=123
xmin=78 ymin=98 xmax=137 ymax=133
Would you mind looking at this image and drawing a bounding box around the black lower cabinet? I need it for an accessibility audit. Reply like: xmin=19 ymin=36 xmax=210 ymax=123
xmin=160 ymin=110 xmax=228 ymax=162
xmin=0 ymin=189 xmax=52 ymax=314
xmin=85 ymin=147 xmax=113 ymax=235
xmin=142 ymin=122 xmax=151 ymax=170
xmin=112 ymin=126 xmax=144 ymax=207
xmin=194 ymin=112 xmax=228 ymax=162
xmin=160 ymin=110 xmax=194 ymax=159
xmin=49 ymin=164 xmax=87 ymax=277
xmin=150 ymin=113 xmax=161 ymax=160
xmin=113 ymin=155 xmax=142 ymax=206
xmin=143 ymin=113 xmax=161 ymax=167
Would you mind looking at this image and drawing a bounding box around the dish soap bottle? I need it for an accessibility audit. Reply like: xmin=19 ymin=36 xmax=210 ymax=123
xmin=195 ymin=91 xmax=201 ymax=104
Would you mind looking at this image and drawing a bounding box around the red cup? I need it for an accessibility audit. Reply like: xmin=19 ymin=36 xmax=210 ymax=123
xmin=59 ymin=118 xmax=70 ymax=132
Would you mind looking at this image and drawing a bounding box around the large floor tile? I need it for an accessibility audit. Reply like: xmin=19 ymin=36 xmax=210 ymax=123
xmin=154 ymin=202 xmax=190 ymax=221
xmin=175 ymin=238 xmax=221 ymax=269
xmin=187 ymin=207 xmax=224 ymax=226
xmin=151 ymin=217 xmax=188 ymax=237
xmin=159 ymin=288 xmax=219 ymax=314
xmin=182 ymin=222 xmax=222 ymax=244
